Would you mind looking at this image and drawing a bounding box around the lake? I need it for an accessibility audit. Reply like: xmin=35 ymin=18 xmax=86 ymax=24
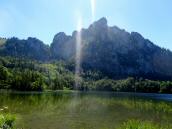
xmin=0 ymin=91 xmax=172 ymax=129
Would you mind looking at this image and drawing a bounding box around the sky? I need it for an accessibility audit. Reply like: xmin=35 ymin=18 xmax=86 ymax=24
xmin=0 ymin=0 xmax=172 ymax=50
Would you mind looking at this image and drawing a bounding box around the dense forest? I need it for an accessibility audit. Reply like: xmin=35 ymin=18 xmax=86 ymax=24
xmin=0 ymin=57 xmax=172 ymax=93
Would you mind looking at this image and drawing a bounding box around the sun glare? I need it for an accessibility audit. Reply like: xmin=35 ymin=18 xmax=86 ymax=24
xmin=90 ymin=0 xmax=96 ymax=22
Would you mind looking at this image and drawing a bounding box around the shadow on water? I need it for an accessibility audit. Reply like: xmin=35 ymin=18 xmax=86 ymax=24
xmin=0 ymin=91 xmax=172 ymax=129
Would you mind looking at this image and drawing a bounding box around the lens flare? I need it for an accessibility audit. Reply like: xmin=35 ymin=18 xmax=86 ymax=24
xmin=90 ymin=0 xmax=96 ymax=22
xmin=77 ymin=17 xmax=82 ymax=32
xmin=75 ymin=16 xmax=83 ymax=89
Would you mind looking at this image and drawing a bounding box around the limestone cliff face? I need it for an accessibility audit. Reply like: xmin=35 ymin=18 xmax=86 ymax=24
xmin=50 ymin=32 xmax=72 ymax=60
xmin=1 ymin=18 xmax=172 ymax=80
xmin=51 ymin=18 xmax=172 ymax=79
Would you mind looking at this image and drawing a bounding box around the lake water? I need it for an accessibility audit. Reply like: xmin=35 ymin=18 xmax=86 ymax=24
xmin=0 ymin=91 xmax=172 ymax=129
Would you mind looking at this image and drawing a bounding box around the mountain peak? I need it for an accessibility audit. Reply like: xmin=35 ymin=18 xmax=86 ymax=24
xmin=90 ymin=17 xmax=108 ymax=28
xmin=54 ymin=32 xmax=67 ymax=39
xmin=53 ymin=32 xmax=71 ymax=43
xmin=95 ymin=17 xmax=107 ymax=25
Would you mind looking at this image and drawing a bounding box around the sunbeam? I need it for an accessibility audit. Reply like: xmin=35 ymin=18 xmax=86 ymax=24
xmin=75 ymin=16 xmax=83 ymax=89
xmin=90 ymin=0 xmax=96 ymax=22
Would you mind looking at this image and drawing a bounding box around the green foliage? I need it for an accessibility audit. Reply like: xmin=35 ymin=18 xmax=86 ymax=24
xmin=119 ymin=119 xmax=172 ymax=129
xmin=0 ymin=38 xmax=6 ymax=47
xmin=82 ymin=77 xmax=172 ymax=93
xmin=0 ymin=65 xmax=11 ymax=89
xmin=160 ymin=81 xmax=172 ymax=93
xmin=0 ymin=57 xmax=172 ymax=93
xmin=0 ymin=66 xmax=9 ymax=80
xmin=10 ymin=70 xmax=45 ymax=91
xmin=52 ymin=75 xmax=64 ymax=90
xmin=0 ymin=114 xmax=16 ymax=129
xmin=91 ymin=79 xmax=114 ymax=91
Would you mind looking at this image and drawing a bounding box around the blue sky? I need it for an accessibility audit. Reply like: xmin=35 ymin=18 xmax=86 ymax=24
xmin=0 ymin=0 xmax=172 ymax=50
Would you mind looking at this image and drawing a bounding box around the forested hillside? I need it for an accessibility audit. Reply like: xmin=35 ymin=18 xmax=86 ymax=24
xmin=0 ymin=18 xmax=172 ymax=93
xmin=0 ymin=57 xmax=172 ymax=93
xmin=0 ymin=18 xmax=172 ymax=81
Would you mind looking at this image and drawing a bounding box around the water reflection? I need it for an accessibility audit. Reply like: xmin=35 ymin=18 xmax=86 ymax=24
xmin=0 ymin=91 xmax=172 ymax=129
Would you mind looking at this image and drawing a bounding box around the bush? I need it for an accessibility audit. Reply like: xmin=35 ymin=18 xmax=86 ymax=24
xmin=0 ymin=114 xmax=16 ymax=129
xmin=119 ymin=119 xmax=171 ymax=129
xmin=160 ymin=81 xmax=172 ymax=93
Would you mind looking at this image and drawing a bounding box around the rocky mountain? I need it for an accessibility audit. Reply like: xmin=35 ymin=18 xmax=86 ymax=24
xmin=0 ymin=17 xmax=172 ymax=80
xmin=50 ymin=32 xmax=72 ymax=60
xmin=51 ymin=17 xmax=172 ymax=80
xmin=0 ymin=37 xmax=50 ymax=60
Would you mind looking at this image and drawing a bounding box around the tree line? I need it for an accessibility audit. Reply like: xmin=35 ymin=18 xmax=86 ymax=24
xmin=0 ymin=57 xmax=172 ymax=93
